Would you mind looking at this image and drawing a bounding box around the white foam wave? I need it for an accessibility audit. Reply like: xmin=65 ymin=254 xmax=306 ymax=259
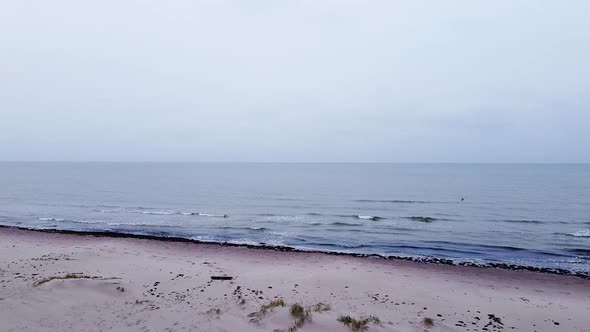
xmin=38 ymin=218 xmax=100 ymax=224
xmin=356 ymin=215 xmax=382 ymax=221
xmin=38 ymin=217 xmax=65 ymax=222
xmin=70 ymin=220 xmax=97 ymax=224
xmin=107 ymin=222 xmax=150 ymax=226
xmin=227 ymin=239 xmax=261 ymax=246
xmin=108 ymin=222 xmax=140 ymax=226
xmin=97 ymin=209 xmax=122 ymax=213
xmin=569 ymin=230 xmax=590 ymax=238
xmin=103 ymin=222 xmax=180 ymax=229
xmin=101 ymin=210 xmax=228 ymax=217
xmin=141 ymin=211 xmax=177 ymax=215
xmin=190 ymin=235 xmax=220 ymax=243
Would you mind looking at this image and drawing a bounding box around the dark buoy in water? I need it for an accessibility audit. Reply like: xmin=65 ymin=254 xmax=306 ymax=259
xmin=461 ymin=198 xmax=464 ymax=201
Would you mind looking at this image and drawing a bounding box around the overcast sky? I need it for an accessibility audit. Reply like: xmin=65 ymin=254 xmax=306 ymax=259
xmin=1 ymin=1 xmax=589 ymax=162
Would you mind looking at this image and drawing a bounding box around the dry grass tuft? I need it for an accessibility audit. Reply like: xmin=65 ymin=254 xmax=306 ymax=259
xmin=288 ymin=303 xmax=311 ymax=332
xmin=422 ymin=317 xmax=434 ymax=327
xmin=311 ymin=303 xmax=332 ymax=312
xmin=290 ymin=303 xmax=305 ymax=317
xmin=259 ymin=298 xmax=286 ymax=315
xmin=337 ymin=315 xmax=382 ymax=332
xmin=207 ymin=308 xmax=222 ymax=316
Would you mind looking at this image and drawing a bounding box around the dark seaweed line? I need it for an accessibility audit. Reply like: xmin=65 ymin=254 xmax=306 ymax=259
xmin=1 ymin=225 xmax=588 ymax=280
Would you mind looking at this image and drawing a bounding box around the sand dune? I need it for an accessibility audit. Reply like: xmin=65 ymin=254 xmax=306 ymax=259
xmin=0 ymin=228 xmax=588 ymax=332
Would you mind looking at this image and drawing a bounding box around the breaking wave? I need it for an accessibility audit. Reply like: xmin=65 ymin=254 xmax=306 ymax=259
xmin=218 ymin=226 xmax=268 ymax=232
xmin=38 ymin=217 xmax=65 ymax=222
xmin=106 ymin=222 xmax=181 ymax=228
xmin=354 ymin=199 xmax=432 ymax=204
xmin=405 ymin=216 xmax=437 ymax=223
xmin=564 ymin=230 xmax=590 ymax=238
xmin=38 ymin=217 xmax=100 ymax=224
xmin=355 ymin=215 xmax=384 ymax=221
xmin=96 ymin=209 xmax=229 ymax=218
xmin=139 ymin=211 xmax=177 ymax=215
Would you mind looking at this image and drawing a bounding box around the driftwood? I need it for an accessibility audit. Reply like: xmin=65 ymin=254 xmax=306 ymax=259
xmin=211 ymin=276 xmax=233 ymax=281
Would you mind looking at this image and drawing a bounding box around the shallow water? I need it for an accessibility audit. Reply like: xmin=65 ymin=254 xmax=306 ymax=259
xmin=0 ymin=162 xmax=588 ymax=272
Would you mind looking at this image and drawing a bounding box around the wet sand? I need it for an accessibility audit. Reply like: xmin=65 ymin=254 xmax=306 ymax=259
xmin=0 ymin=228 xmax=588 ymax=332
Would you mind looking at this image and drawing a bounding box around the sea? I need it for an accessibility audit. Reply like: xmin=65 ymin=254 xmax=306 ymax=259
xmin=0 ymin=162 xmax=588 ymax=273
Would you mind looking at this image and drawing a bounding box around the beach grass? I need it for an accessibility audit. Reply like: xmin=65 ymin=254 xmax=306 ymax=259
xmin=288 ymin=303 xmax=311 ymax=332
xmin=259 ymin=298 xmax=286 ymax=315
xmin=423 ymin=317 xmax=434 ymax=327
xmin=337 ymin=315 xmax=381 ymax=331
xmin=311 ymin=302 xmax=332 ymax=312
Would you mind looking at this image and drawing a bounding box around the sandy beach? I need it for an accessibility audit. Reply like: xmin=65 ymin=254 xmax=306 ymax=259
xmin=0 ymin=228 xmax=588 ymax=332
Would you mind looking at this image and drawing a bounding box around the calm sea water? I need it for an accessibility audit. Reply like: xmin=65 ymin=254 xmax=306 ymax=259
xmin=0 ymin=163 xmax=588 ymax=272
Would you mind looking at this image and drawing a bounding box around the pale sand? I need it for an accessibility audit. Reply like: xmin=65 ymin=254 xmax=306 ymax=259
xmin=0 ymin=228 xmax=588 ymax=332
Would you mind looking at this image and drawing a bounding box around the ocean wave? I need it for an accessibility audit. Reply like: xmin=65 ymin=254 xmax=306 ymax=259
xmin=424 ymin=240 xmax=527 ymax=252
xmin=303 ymin=242 xmax=368 ymax=249
xmin=179 ymin=212 xmax=228 ymax=218
xmin=355 ymin=215 xmax=384 ymax=221
xmin=38 ymin=217 xmax=65 ymax=222
xmin=405 ymin=216 xmax=437 ymax=223
xmin=258 ymin=213 xmax=379 ymax=221
xmin=274 ymin=197 xmax=303 ymax=202
xmin=96 ymin=209 xmax=123 ymax=213
xmin=140 ymin=211 xmax=177 ymax=215
xmin=498 ymin=219 xmax=544 ymax=224
xmin=390 ymin=244 xmax=485 ymax=256
xmin=564 ymin=230 xmax=590 ymax=238
xmin=97 ymin=204 xmax=122 ymax=209
xmin=190 ymin=235 xmax=222 ymax=243
xmin=197 ymin=213 xmax=228 ymax=218
xmin=379 ymin=225 xmax=419 ymax=232
xmin=99 ymin=209 xmax=173 ymax=215
xmin=330 ymin=221 xmax=363 ymax=226
xmin=354 ymin=199 xmax=431 ymax=204
xmin=69 ymin=219 xmax=99 ymax=224
xmin=567 ymin=248 xmax=590 ymax=256
xmin=134 ymin=207 xmax=153 ymax=210
xmin=107 ymin=222 xmax=147 ymax=226
xmin=38 ymin=218 xmax=101 ymax=225
xmin=106 ymin=222 xmax=181 ymax=228
xmin=218 ymin=226 xmax=268 ymax=232
xmin=227 ymin=240 xmax=262 ymax=246
xmin=117 ymin=210 xmax=230 ymax=218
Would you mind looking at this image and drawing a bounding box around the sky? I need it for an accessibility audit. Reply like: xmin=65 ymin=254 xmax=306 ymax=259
xmin=1 ymin=1 xmax=589 ymax=163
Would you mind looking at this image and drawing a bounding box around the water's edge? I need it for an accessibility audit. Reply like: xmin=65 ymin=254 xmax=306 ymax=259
xmin=3 ymin=225 xmax=588 ymax=280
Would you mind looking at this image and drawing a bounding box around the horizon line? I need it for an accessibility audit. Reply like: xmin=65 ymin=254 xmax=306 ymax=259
xmin=0 ymin=161 xmax=588 ymax=165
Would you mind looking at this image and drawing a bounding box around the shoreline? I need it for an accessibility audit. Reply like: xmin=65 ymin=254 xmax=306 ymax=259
xmin=1 ymin=227 xmax=590 ymax=331
xmin=1 ymin=225 xmax=588 ymax=279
